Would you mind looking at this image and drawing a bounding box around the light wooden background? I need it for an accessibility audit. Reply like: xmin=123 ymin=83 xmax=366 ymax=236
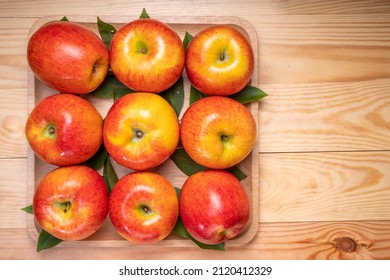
xmin=0 ymin=0 xmax=389 ymax=260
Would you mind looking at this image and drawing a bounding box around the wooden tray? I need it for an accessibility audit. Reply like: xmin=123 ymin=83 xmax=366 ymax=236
xmin=26 ymin=15 xmax=259 ymax=248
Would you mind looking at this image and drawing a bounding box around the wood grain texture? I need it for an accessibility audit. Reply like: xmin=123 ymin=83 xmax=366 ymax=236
xmin=0 ymin=89 xmax=28 ymax=158
xmin=0 ymin=159 xmax=28 ymax=229
xmin=0 ymin=0 xmax=389 ymax=17
xmin=259 ymin=79 xmax=390 ymax=152
xmin=259 ymin=151 xmax=390 ymax=222
xmin=1 ymin=221 xmax=390 ymax=259
xmin=0 ymin=0 xmax=389 ymax=260
xmin=0 ymin=18 xmax=31 ymax=89
xmin=255 ymin=14 xmax=390 ymax=84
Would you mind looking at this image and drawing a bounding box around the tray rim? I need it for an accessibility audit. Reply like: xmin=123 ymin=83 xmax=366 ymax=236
xmin=26 ymin=14 xmax=260 ymax=249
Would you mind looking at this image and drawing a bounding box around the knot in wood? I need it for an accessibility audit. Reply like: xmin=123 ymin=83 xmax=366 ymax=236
xmin=336 ymin=237 xmax=356 ymax=253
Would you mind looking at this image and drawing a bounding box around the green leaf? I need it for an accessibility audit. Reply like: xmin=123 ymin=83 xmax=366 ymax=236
xmin=85 ymin=143 xmax=108 ymax=170
xmin=183 ymin=31 xmax=193 ymax=50
xmin=60 ymin=16 xmax=69 ymax=22
xmin=89 ymin=73 xmax=134 ymax=100
xmin=170 ymin=148 xmax=206 ymax=176
xmin=171 ymin=148 xmax=247 ymax=181
xmin=37 ymin=229 xmax=63 ymax=252
xmin=160 ymin=76 xmax=184 ymax=117
xmin=189 ymin=85 xmax=206 ymax=105
xmin=230 ymin=85 xmax=268 ymax=104
xmin=103 ymin=156 xmax=118 ymax=193
xmin=173 ymin=187 xmax=224 ymax=251
xmin=21 ymin=204 xmax=33 ymax=214
xmin=139 ymin=8 xmax=150 ymax=19
xmin=227 ymin=165 xmax=247 ymax=181
xmin=97 ymin=16 xmax=117 ymax=49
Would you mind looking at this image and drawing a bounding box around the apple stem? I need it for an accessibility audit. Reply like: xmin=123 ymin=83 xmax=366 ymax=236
xmin=136 ymin=130 xmax=144 ymax=139
xmin=62 ymin=201 xmax=71 ymax=213
xmin=141 ymin=204 xmax=152 ymax=215
xmin=219 ymin=52 xmax=225 ymax=61
xmin=221 ymin=135 xmax=229 ymax=143
xmin=48 ymin=126 xmax=55 ymax=135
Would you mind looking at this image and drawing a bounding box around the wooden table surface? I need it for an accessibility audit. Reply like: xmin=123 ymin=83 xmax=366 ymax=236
xmin=0 ymin=0 xmax=389 ymax=260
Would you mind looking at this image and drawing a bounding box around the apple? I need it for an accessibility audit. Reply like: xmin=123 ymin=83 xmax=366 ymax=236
xmin=25 ymin=93 xmax=103 ymax=166
xmin=179 ymin=170 xmax=250 ymax=245
xmin=180 ymin=96 xmax=256 ymax=169
xmin=27 ymin=20 xmax=109 ymax=94
xmin=185 ymin=24 xmax=254 ymax=96
xmin=109 ymin=171 xmax=179 ymax=245
xmin=33 ymin=165 xmax=109 ymax=241
xmin=109 ymin=18 xmax=185 ymax=93
xmin=103 ymin=92 xmax=180 ymax=171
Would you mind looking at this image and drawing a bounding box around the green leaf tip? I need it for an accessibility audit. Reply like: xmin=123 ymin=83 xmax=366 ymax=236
xmin=60 ymin=16 xmax=69 ymax=22
xmin=97 ymin=16 xmax=117 ymax=49
xmin=37 ymin=229 xmax=63 ymax=252
xmin=230 ymin=85 xmax=268 ymax=104
xmin=103 ymin=156 xmax=118 ymax=193
xmin=21 ymin=204 xmax=33 ymax=214
xmin=183 ymin=32 xmax=193 ymax=50
xmin=170 ymin=148 xmax=247 ymax=181
xmin=140 ymin=8 xmax=151 ymax=19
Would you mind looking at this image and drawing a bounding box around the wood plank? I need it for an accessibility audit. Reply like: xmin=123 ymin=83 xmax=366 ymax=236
xmin=1 ymin=221 xmax=389 ymax=259
xmin=3 ymin=151 xmax=390 ymax=229
xmin=255 ymin=14 xmax=390 ymax=84
xmin=259 ymin=151 xmax=390 ymax=222
xmin=0 ymin=18 xmax=32 ymax=89
xmin=0 ymin=159 xmax=28 ymax=229
xmin=1 ymin=14 xmax=390 ymax=88
xmin=3 ymin=79 xmax=388 ymax=157
xmin=0 ymin=0 xmax=389 ymax=17
xmin=259 ymin=79 xmax=390 ymax=152
xmin=0 ymin=89 xmax=28 ymax=158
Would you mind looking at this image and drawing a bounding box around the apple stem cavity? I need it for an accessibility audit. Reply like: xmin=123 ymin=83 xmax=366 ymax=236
xmin=136 ymin=41 xmax=148 ymax=54
xmin=56 ymin=201 xmax=72 ymax=214
xmin=221 ymin=134 xmax=229 ymax=143
xmin=44 ymin=124 xmax=56 ymax=139
xmin=131 ymin=128 xmax=145 ymax=143
xmin=136 ymin=130 xmax=144 ymax=139
xmin=140 ymin=204 xmax=152 ymax=215
xmin=219 ymin=52 xmax=225 ymax=61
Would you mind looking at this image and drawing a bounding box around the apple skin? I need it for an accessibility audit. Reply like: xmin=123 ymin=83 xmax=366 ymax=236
xmin=109 ymin=171 xmax=179 ymax=245
xmin=33 ymin=165 xmax=109 ymax=241
xmin=179 ymin=170 xmax=250 ymax=245
xmin=180 ymin=96 xmax=256 ymax=169
xmin=109 ymin=18 xmax=185 ymax=93
xmin=25 ymin=93 xmax=103 ymax=166
xmin=185 ymin=24 xmax=254 ymax=96
xmin=103 ymin=92 xmax=180 ymax=171
xmin=27 ymin=21 xmax=109 ymax=94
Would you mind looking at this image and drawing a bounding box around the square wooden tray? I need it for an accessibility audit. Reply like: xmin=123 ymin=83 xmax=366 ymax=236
xmin=26 ymin=15 xmax=259 ymax=248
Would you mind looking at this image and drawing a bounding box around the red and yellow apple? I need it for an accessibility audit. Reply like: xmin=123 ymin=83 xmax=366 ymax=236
xmin=33 ymin=165 xmax=109 ymax=241
xmin=103 ymin=92 xmax=180 ymax=171
xmin=179 ymin=170 xmax=250 ymax=245
xmin=25 ymin=93 xmax=103 ymax=166
xmin=185 ymin=24 xmax=254 ymax=96
xmin=109 ymin=18 xmax=185 ymax=93
xmin=180 ymin=96 xmax=256 ymax=169
xmin=109 ymin=171 xmax=179 ymax=245
xmin=27 ymin=21 xmax=109 ymax=94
